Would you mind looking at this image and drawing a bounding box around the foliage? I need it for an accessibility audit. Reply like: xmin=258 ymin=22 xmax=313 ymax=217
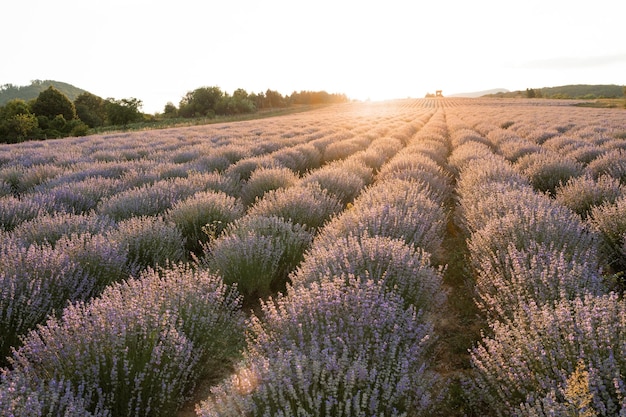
xmin=6 ymin=263 xmax=245 ymax=417
xmin=555 ymin=174 xmax=624 ymax=219
xmin=204 ymin=215 xmax=313 ymax=300
xmin=0 ymin=233 xmax=129 ymax=366
xmin=31 ymin=86 xmax=77 ymax=121
xmin=166 ymin=190 xmax=244 ymax=255
xmin=105 ymin=97 xmax=143 ymax=126
xmin=240 ymin=167 xmax=299 ymax=206
xmin=74 ymin=92 xmax=107 ymax=127
xmin=468 ymin=293 xmax=626 ymax=417
xmin=246 ymin=183 xmax=343 ymax=231
xmin=197 ymin=277 xmax=440 ymax=417
xmin=292 ymin=233 xmax=446 ymax=313
xmin=0 ymin=99 xmax=39 ymax=143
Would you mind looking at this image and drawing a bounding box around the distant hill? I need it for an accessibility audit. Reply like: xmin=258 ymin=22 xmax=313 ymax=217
xmin=0 ymin=80 xmax=89 ymax=106
xmin=448 ymin=88 xmax=510 ymax=98
xmin=483 ymin=84 xmax=625 ymax=99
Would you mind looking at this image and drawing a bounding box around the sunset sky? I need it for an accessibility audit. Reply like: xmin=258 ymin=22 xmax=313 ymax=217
xmin=3 ymin=0 xmax=625 ymax=113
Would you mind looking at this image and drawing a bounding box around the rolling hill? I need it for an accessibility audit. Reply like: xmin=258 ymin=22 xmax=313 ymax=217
xmin=0 ymin=80 xmax=89 ymax=106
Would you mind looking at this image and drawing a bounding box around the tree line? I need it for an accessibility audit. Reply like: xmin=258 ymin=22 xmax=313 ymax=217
xmin=0 ymin=85 xmax=348 ymax=143
xmin=0 ymin=87 xmax=144 ymax=143
xmin=165 ymin=87 xmax=348 ymax=119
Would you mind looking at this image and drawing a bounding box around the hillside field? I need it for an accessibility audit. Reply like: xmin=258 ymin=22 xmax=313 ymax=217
xmin=1 ymin=98 xmax=626 ymax=416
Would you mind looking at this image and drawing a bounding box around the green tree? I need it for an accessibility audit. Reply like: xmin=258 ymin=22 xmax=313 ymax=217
xmin=74 ymin=92 xmax=106 ymax=127
xmin=31 ymin=86 xmax=77 ymax=120
xmin=0 ymin=99 xmax=39 ymax=143
xmin=178 ymin=86 xmax=224 ymax=118
xmin=264 ymin=89 xmax=286 ymax=108
xmin=526 ymin=88 xmax=536 ymax=98
xmin=106 ymin=97 xmax=143 ymax=126
xmin=162 ymin=102 xmax=178 ymax=118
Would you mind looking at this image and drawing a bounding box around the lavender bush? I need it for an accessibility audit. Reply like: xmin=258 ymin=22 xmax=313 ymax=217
xmin=555 ymin=174 xmax=624 ymax=219
xmin=110 ymin=215 xmax=186 ymax=270
xmin=240 ymin=167 xmax=299 ymax=206
xmin=166 ymin=190 xmax=244 ymax=255
xmin=291 ymin=233 xmax=445 ymax=313
xmin=11 ymin=212 xmax=116 ymax=247
xmin=205 ymin=215 xmax=313 ymax=300
xmin=223 ymin=156 xmax=276 ymax=182
xmin=97 ymin=177 xmax=200 ymax=221
xmin=586 ymin=148 xmax=626 ymax=183
xmin=589 ymin=196 xmax=626 ymax=271
xmin=246 ymin=183 xmax=343 ymax=231
xmin=467 ymin=293 xmax=626 ymax=417
xmin=197 ymin=277 xmax=441 ymax=417
xmin=474 ymin=241 xmax=605 ymax=322
xmin=376 ymin=152 xmax=453 ymax=197
xmin=515 ymin=151 xmax=584 ymax=195
xmin=0 ymin=194 xmax=46 ymax=231
xmin=6 ymin=263 xmax=245 ymax=417
xmin=468 ymin=207 xmax=598 ymax=278
xmin=0 ymin=372 xmax=103 ymax=417
xmin=37 ymin=176 xmax=123 ymax=214
xmin=300 ymin=166 xmax=366 ymax=206
xmin=320 ymin=195 xmax=446 ymax=257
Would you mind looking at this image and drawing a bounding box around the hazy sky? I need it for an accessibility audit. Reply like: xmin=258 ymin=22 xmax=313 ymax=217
xmin=3 ymin=0 xmax=625 ymax=113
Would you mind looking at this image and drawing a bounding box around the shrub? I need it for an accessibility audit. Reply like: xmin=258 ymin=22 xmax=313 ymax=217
xmin=456 ymin=154 xmax=529 ymax=204
xmin=0 ymin=194 xmax=46 ymax=231
xmin=166 ymin=191 xmax=244 ymax=255
xmin=376 ymin=152 xmax=452 ymax=197
xmin=0 ymin=238 xmax=89 ymax=366
xmin=589 ymin=196 xmax=626 ymax=271
xmin=474 ymin=241 xmax=605 ymax=322
xmin=320 ymin=195 xmax=446 ymax=257
xmin=111 ymin=216 xmax=186 ymax=270
xmin=448 ymin=142 xmax=494 ymax=175
xmin=586 ymin=148 xmax=626 ymax=184
xmin=246 ymin=183 xmax=343 ymax=231
xmin=183 ymin=171 xmax=241 ymax=197
xmin=291 ymin=233 xmax=445 ymax=313
xmin=467 ymin=293 xmax=626 ymax=417
xmin=7 ymin=263 xmax=245 ymax=417
xmin=98 ymin=178 xmax=197 ymax=221
xmin=223 ymin=156 xmax=275 ymax=182
xmin=405 ymin=139 xmax=450 ymax=168
xmin=240 ymin=167 xmax=299 ymax=207
xmin=321 ymin=139 xmax=361 ymax=163
xmin=41 ymin=177 xmax=123 ymax=214
xmin=271 ymin=147 xmax=320 ymax=174
xmin=0 ymin=373 xmax=101 ymax=417
xmin=300 ymin=166 xmax=365 ymax=205
xmin=450 ymin=128 xmax=492 ymax=149
xmin=555 ymin=174 xmax=623 ymax=219
xmin=515 ymin=151 xmax=584 ymax=195
xmin=468 ymin=207 xmax=598 ymax=278
xmin=566 ymin=144 xmax=606 ymax=165
xmin=457 ymin=183 xmax=537 ymax=235
xmin=11 ymin=212 xmax=116 ymax=247
xmin=197 ymin=277 xmax=440 ymax=417
xmin=205 ymin=215 xmax=313 ymax=300
xmin=329 ymin=157 xmax=374 ymax=184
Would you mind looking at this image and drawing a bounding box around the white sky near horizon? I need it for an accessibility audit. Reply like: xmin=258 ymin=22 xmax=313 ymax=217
xmin=2 ymin=0 xmax=625 ymax=114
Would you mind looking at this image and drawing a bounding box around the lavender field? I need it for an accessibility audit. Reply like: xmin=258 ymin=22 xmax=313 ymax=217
xmin=1 ymin=98 xmax=626 ymax=416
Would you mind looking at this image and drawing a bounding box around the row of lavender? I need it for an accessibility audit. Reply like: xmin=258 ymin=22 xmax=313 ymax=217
xmin=447 ymin=104 xmax=626 ymax=416
xmin=0 ymin=103 xmax=437 ymax=415
xmin=196 ymin=109 xmax=452 ymax=416
xmin=0 ymin=101 xmax=417 ymax=364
